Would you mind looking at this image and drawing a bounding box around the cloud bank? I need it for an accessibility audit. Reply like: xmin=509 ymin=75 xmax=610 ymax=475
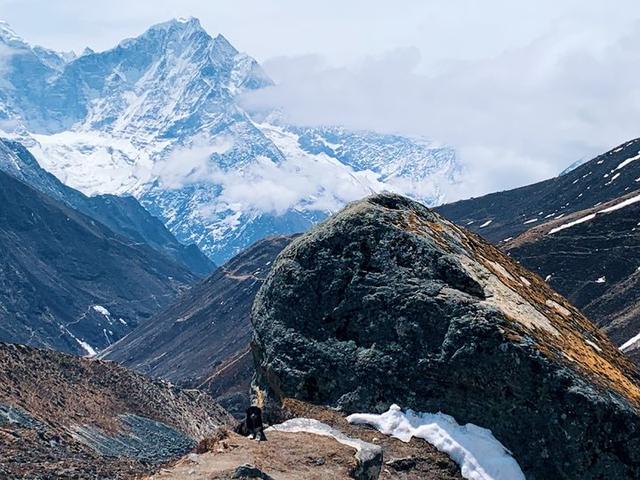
xmin=153 ymin=133 xmax=389 ymax=216
xmin=241 ymin=23 xmax=640 ymax=201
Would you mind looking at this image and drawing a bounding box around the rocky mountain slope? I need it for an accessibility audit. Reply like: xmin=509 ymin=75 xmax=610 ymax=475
xmin=0 ymin=18 xmax=458 ymax=264
xmin=504 ymin=192 xmax=640 ymax=347
xmin=0 ymin=138 xmax=213 ymax=274
xmin=0 ymin=342 xmax=232 ymax=478
xmin=0 ymin=169 xmax=198 ymax=355
xmin=436 ymin=139 xmax=640 ymax=357
xmin=102 ymin=236 xmax=292 ymax=416
xmin=252 ymin=193 xmax=640 ymax=479
xmin=436 ymin=137 xmax=640 ymax=243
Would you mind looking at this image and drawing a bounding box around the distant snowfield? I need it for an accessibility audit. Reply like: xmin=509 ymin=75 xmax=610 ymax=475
xmin=347 ymin=404 xmax=525 ymax=480
xmin=30 ymin=130 xmax=162 ymax=196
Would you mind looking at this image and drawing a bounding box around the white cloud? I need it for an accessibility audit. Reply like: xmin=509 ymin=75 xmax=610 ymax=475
xmin=153 ymin=130 xmax=392 ymax=216
xmin=241 ymin=23 xmax=640 ymax=201
xmin=210 ymin=154 xmax=383 ymax=215
xmin=152 ymin=134 xmax=234 ymax=189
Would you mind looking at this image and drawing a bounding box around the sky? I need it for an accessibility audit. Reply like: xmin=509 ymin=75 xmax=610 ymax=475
xmin=2 ymin=0 xmax=640 ymax=198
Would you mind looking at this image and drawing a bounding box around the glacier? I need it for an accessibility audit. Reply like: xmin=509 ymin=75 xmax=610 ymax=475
xmin=0 ymin=17 xmax=459 ymax=264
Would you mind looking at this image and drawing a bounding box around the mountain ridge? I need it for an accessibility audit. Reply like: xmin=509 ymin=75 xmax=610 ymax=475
xmin=102 ymin=235 xmax=294 ymax=417
xmin=0 ymin=17 xmax=458 ymax=263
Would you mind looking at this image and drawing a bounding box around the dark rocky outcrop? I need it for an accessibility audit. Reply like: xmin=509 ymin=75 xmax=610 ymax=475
xmin=252 ymin=193 xmax=640 ymax=480
xmin=103 ymin=236 xmax=293 ymax=416
xmin=0 ymin=342 xmax=232 ymax=478
xmin=233 ymin=464 xmax=274 ymax=479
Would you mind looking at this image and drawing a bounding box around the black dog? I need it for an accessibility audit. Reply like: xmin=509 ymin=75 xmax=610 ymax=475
xmin=235 ymin=406 xmax=267 ymax=441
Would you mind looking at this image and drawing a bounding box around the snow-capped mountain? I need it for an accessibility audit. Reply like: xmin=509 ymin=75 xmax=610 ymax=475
xmin=0 ymin=18 xmax=459 ymax=263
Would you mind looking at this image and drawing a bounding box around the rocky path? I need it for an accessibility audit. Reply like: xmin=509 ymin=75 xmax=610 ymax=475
xmin=151 ymin=430 xmax=358 ymax=480
xmin=152 ymin=400 xmax=463 ymax=480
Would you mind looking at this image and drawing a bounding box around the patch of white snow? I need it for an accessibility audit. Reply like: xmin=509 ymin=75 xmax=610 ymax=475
xmin=620 ymin=331 xmax=640 ymax=351
xmin=548 ymin=214 xmax=596 ymax=234
xmin=347 ymin=405 xmax=525 ymax=480
xmin=92 ymin=305 xmax=111 ymax=317
xmin=614 ymin=152 xmax=640 ymax=171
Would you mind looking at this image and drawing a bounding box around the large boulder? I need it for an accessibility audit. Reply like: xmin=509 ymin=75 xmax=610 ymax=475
xmin=251 ymin=193 xmax=640 ymax=480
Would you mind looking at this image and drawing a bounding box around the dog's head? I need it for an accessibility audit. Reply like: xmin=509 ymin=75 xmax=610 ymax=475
xmin=246 ymin=406 xmax=263 ymax=425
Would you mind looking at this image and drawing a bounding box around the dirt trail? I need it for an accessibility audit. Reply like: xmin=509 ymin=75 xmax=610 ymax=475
xmin=151 ymin=401 xmax=463 ymax=480
xmin=150 ymin=430 xmax=357 ymax=480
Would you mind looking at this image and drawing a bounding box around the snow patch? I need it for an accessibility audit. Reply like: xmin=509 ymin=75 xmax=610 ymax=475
xmin=620 ymin=331 xmax=640 ymax=351
xmin=62 ymin=326 xmax=97 ymax=357
xmin=268 ymin=418 xmax=381 ymax=471
xmin=347 ymin=404 xmax=524 ymax=480
xmin=585 ymin=339 xmax=602 ymax=352
xmin=76 ymin=339 xmax=97 ymax=356
xmin=269 ymin=418 xmax=376 ymax=453
xmin=548 ymin=214 xmax=596 ymax=234
xmin=614 ymin=152 xmax=640 ymax=171
xmin=600 ymin=193 xmax=640 ymax=214
xmin=605 ymin=172 xmax=621 ymax=184
xmin=92 ymin=305 xmax=111 ymax=317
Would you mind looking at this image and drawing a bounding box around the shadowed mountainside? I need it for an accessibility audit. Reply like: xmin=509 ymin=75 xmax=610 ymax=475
xmin=102 ymin=236 xmax=293 ymax=416
xmin=0 ymin=169 xmax=198 ymax=355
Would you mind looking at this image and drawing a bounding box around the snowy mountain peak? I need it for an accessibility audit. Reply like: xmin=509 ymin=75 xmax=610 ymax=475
xmin=0 ymin=19 xmax=72 ymax=72
xmin=176 ymin=15 xmax=198 ymax=24
xmin=1 ymin=20 xmax=459 ymax=264
xmin=117 ymin=17 xmax=209 ymax=51
xmin=0 ymin=20 xmax=23 ymax=44
xmin=212 ymin=33 xmax=239 ymax=57
xmin=148 ymin=16 xmax=204 ymax=33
